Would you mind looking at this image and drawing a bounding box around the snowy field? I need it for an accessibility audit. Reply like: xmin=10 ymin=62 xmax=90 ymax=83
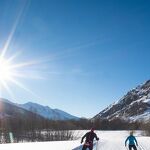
xmin=0 ymin=131 xmax=149 ymax=150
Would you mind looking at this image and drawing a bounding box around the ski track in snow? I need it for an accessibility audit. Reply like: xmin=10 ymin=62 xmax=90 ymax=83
xmin=0 ymin=131 xmax=149 ymax=150
xmin=138 ymin=137 xmax=149 ymax=150
xmin=73 ymin=131 xmax=150 ymax=150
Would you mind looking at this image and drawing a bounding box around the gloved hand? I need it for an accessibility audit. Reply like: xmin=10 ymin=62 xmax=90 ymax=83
xmin=136 ymin=144 xmax=138 ymax=147
xmin=97 ymin=138 xmax=99 ymax=141
xmin=125 ymin=144 xmax=127 ymax=147
xmin=81 ymin=140 xmax=83 ymax=144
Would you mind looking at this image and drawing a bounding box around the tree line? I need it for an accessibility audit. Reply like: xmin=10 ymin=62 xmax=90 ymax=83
xmin=0 ymin=114 xmax=149 ymax=143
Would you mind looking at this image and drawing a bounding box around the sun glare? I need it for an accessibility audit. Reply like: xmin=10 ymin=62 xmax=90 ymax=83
xmin=0 ymin=1 xmax=44 ymax=98
xmin=0 ymin=57 xmax=13 ymax=82
xmin=0 ymin=52 xmax=43 ymax=99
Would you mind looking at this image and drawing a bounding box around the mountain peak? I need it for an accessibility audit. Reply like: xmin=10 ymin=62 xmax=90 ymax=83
xmin=141 ymin=80 xmax=150 ymax=89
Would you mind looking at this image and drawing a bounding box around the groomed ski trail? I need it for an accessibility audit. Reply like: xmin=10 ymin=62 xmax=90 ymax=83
xmin=73 ymin=131 xmax=149 ymax=150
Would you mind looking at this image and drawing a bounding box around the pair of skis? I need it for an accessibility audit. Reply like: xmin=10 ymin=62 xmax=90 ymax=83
xmin=72 ymin=141 xmax=99 ymax=150
xmin=85 ymin=141 xmax=99 ymax=150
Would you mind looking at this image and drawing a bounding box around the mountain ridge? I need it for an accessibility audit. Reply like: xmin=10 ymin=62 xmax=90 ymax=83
xmin=0 ymin=98 xmax=43 ymax=120
xmin=93 ymin=80 xmax=150 ymax=122
xmin=0 ymin=98 xmax=79 ymax=120
xmin=19 ymin=102 xmax=79 ymax=120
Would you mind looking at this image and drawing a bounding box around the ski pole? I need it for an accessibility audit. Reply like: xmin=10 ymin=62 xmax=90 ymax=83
xmin=125 ymin=145 xmax=128 ymax=150
xmin=77 ymin=144 xmax=82 ymax=150
xmin=96 ymin=141 xmax=99 ymax=150
xmin=138 ymin=145 xmax=141 ymax=150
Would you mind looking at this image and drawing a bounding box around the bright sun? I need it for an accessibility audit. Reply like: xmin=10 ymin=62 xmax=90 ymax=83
xmin=0 ymin=3 xmax=43 ymax=98
xmin=0 ymin=57 xmax=13 ymax=82
xmin=0 ymin=52 xmax=42 ymax=98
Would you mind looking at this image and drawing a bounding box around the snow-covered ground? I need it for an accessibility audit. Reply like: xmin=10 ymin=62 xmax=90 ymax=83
xmin=0 ymin=131 xmax=149 ymax=150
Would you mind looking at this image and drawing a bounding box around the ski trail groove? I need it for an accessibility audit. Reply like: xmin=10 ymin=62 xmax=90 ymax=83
xmin=139 ymin=144 xmax=146 ymax=150
xmin=72 ymin=131 xmax=150 ymax=150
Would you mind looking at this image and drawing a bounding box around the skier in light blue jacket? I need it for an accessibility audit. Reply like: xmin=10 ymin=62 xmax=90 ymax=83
xmin=125 ymin=131 xmax=138 ymax=150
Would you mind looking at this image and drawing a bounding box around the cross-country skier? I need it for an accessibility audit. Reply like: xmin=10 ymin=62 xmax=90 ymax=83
xmin=81 ymin=128 xmax=99 ymax=150
xmin=125 ymin=131 xmax=138 ymax=150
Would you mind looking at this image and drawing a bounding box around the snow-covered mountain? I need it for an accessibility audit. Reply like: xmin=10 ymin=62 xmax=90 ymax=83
xmin=93 ymin=80 xmax=150 ymax=122
xmin=19 ymin=102 xmax=79 ymax=120
xmin=0 ymin=98 xmax=42 ymax=120
xmin=0 ymin=98 xmax=79 ymax=120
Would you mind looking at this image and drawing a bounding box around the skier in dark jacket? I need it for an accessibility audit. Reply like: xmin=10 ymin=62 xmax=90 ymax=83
xmin=125 ymin=131 xmax=138 ymax=150
xmin=81 ymin=128 xmax=99 ymax=150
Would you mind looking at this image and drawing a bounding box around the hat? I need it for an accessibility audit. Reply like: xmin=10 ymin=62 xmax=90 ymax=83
xmin=90 ymin=127 xmax=95 ymax=132
xmin=130 ymin=131 xmax=134 ymax=135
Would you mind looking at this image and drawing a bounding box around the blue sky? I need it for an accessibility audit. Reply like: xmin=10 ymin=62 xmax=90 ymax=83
xmin=0 ymin=0 xmax=150 ymax=118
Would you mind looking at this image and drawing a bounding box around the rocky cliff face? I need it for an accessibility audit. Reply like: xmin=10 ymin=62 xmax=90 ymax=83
xmin=93 ymin=80 xmax=150 ymax=122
